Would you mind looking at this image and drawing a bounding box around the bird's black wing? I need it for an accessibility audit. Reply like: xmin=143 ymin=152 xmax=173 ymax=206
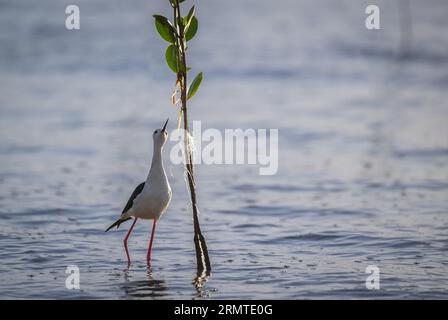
xmin=122 ymin=182 xmax=145 ymax=214
xmin=105 ymin=182 xmax=145 ymax=232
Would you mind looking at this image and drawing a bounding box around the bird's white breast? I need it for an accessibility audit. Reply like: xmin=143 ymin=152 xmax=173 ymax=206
xmin=131 ymin=177 xmax=171 ymax=220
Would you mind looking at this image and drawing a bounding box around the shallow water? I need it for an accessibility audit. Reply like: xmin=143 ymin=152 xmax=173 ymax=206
xmin=1 ymin=0 xmax=448 ymax=299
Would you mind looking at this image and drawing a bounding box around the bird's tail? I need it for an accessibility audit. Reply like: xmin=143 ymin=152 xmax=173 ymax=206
xmin=105 ymin=217 xmax=132 ymax=232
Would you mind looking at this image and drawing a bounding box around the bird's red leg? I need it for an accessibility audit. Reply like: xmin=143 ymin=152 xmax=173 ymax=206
xmin=123 ymin=218 xmax=138 ymax=267
xmin=147 ymin=219 xmax=157 ymax=266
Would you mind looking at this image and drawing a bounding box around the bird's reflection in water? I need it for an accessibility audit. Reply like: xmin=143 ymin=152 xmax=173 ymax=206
xmin=121 ymin=266 xmax=167 ymax=299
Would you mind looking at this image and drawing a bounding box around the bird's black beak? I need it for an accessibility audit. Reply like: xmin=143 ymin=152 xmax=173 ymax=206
xmin=162 ymin=118 xmax=169 ymax=132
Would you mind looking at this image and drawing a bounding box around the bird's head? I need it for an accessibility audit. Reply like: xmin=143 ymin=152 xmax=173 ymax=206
xmin=153 ymin=118 xmax=169 ymax=147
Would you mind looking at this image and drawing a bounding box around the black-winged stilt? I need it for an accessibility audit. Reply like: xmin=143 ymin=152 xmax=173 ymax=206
xmin=106 ymin=119 xmax=172 ymax=266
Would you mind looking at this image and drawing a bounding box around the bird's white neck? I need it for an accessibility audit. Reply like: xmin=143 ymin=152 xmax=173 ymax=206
xmin=147 ymin=144 xmax=165 ymax=182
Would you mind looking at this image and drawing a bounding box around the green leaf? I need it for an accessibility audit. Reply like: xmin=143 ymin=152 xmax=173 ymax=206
xmin=185 ymin=16 xmax=198 ymax=41
xmin=184 ymin=6 xmax=195 ymax=34
xmin=187 ymin=6 xmax=195 ymax=20
xmin=153 ymin=15 xmax=176 ymax=43
xmin=187 ymin=72 xmax=202 ymax=100
xmin=169 ymin=0 xmax=186 ymax=8
xmin=165 ymin=45 xmax=179 ymax=73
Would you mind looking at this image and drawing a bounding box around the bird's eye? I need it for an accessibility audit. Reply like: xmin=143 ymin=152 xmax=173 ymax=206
xmin=154 ymin=130 xmax=158 ymax=134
